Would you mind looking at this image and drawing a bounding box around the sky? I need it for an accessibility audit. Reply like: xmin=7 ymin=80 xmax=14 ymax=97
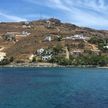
xmin=0 ymin=0 xmax=108 ymax=29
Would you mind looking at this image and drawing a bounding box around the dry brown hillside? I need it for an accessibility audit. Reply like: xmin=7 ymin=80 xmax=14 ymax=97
xmin=0 ymin=18 xmax=108 ymax=61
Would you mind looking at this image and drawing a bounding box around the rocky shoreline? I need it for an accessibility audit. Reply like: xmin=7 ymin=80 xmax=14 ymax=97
xmin=1 ymin=63 xmax=60 ymax=68
xmin=0 ymin=62 xmax=105 ymax=68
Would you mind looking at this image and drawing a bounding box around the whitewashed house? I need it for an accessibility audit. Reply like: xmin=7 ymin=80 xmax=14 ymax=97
xmin=44 ymin=36 xmax=52 ymax=42
xmin=0 ymin=52 xmax=6 ymax=61
xmin=64 ymin=34 xmax=89 ymax=40
xmin=64 ymin=36 xmax=72 ymax=40
xmin=42 ymin=55 xmax=52 ymax=61
xmin=46 ymin=20 xmax=51 ymax=28
xmin=37 ymin=48 xmax=45 ymax=55
xmin=22 ymin=31 xmax=31 ymax=36
xmin=72 ymin=34 xmax=85 ymax=40
xmin=22 ymin=25 xmax=31 ymax=29
xmin=103 ymin=46 xmax=108 ymax=49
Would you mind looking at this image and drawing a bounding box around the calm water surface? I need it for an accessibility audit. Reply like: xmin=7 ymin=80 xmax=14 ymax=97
xmin=0 ymin=67 xmax=108 ymax=108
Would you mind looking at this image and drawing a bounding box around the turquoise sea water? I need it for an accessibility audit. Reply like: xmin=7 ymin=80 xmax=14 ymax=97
xmin=0 ymin=68 xmax=108 ymax=108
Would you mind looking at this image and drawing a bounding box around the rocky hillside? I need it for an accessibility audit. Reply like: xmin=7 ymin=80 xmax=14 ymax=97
xmin=0 ymin=18 xmax=108 ymax=62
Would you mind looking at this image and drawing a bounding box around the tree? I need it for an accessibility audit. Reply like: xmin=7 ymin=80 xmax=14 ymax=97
xmin=32 ymin=57 xmax=36 ymax=63
xmin=78 ymin=42 xmax=85 ymax=49
xmin=9 ymin=57 xmax=14 ymax=62
xmin=53 ymin=45 xmax=63 ymax=55
xmin=0 ymin=58 xmax=10 ymax=65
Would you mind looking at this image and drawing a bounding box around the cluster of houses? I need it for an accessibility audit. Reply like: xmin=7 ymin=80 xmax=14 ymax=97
xmin=37 ymin=48 xmax=53 ymax=61
xmin=28 ymin=34 xmax=90 ymax=62
xmin=43 ymin=34 xmax=89 ymax=43
xmin=64 ymin=34 xmax=90 ymax=41
xmin=30 ymin=47 xmax=84 ymax=62
xmin=29 ymin=48 xmax=53 ymax=62
xmin=19 ymin=31 xmax=30 ymax=37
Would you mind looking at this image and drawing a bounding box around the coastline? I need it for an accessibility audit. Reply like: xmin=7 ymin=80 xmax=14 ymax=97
xmin=0 ymin=63 xmax=61 ymax=68
xmin=97 ymin=66 xmax=108 ymax=69
xmin=0 ymin=62 xmax=107 ymax=68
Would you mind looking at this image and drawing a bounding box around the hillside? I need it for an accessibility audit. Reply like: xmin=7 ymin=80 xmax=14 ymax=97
xmin=0 ymin=18 xmax=108 ymax=65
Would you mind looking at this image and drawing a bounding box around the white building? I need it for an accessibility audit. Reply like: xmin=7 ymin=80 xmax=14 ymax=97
xmin=37 ymin=48 xmax=45 ymax=55
xmin=46 ymin=20 xmax=51 ymax=28
xmin=103 ymin=46 xmax=108 ymax=49
xmin=22 ymin=31 xmax=31 ymax=36
xmin=44 ymin=36 xmax=52 ymax=42
xmin=64 ymin=34 xmax=89 ymax=40
xmin=64 ymin=36 xmax=72 ymax=40
xmin=22 ymin=25 xmax=31 ymax=29
xmin=0 ymin=52 xmax=6 ymax=61
xmin=42 ymin=55 xmax=52 ymax=61
xmin=73 ymin=34 xmax=84 ymax=39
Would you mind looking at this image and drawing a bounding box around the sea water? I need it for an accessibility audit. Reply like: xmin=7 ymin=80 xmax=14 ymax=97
xmin=0 ymin=67 xmax=108 ymax=108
